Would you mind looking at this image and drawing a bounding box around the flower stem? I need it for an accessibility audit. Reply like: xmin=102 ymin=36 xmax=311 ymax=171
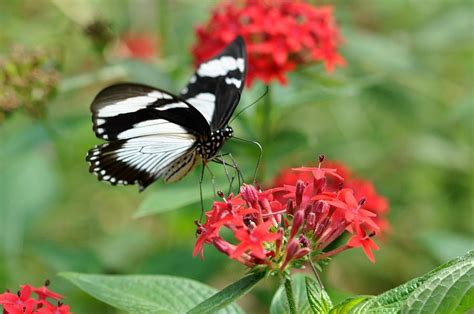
xmin=308 ymin=257 xmax=324 ymax=289
xmin=257 ymin=84 xmax=271 ymax=180
xmin=284 ymin=275 xmax=297 ymax=314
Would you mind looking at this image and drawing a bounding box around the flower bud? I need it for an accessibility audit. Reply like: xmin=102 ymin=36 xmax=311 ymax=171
xmin=295 ymin=180 xmax=305 ymax=207
xmin=294 ymin=247 xmax=311 ymax=260
xmin=286 ymin=238 xmax=300 ymax=260
xmin=281 ymin=238 xmax=300 ymax=270
xmin=240 ymin=184 xmax=258 ymax=205
xmin=306 ymin=212 xmax=316 ymax=231
xmin=287 ymin=199 xmax=295 ymax=215
xmin=290 ymin=209 xmax=304 ymax=240
xmin=299 ymin=234 xmax=310 ymax=248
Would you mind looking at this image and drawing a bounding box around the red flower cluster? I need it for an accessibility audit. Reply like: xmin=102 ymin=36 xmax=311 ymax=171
xmin=117 ymin=32 xmax=157 ymax=61
xmin=0 ymin=281 xmax=70 ymax=314
xmin=273 ymin=160 xmax=390 ymax=233
xmin=194 ymin=156 xmax=384 ymax=270
xmin=192 ymin=0 xmax=345 ymax=86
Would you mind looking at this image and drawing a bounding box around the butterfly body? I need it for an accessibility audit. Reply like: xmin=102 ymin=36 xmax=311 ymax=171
xmin=86 ymin=37 xmax=246 ymax=191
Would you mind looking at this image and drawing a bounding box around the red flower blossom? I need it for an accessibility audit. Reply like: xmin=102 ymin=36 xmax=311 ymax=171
xmin=272 ymin=157 xmax=390 ymax=233
xmin=195 ymin=156 xmax=386 ymax=270
xmin=117 ymin=32 xmax=157 ymax=61
xmin=0 ymin=282 xmax=71 ymax=314
xmin=231 ymin=220 xmax=280 ymax=259
xmin=35 ymin=302 xmax=71 ymax=314
xmin=347 ymin=224 xmax=380 ymax=263
xmin=192 ymin=0 xmax=345 ymax=86
xmin=0 ymin=286 xmax=36 ymax=314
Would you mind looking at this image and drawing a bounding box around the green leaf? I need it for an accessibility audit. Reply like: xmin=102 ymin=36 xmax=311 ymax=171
xmin=401 ymin=253 xmax=474 ymax=313
xmin=188 ymin=270 xmax=266 ymax=313
xmin=60 ymin=272 xmax=243 ymax=314
xmin=331 ymin=251 xmax=474 ymax=313
xmin=329 ymin=297 xmax=369 ymax=314
xmin=306 ymin=277 xmax=333 ymax=313
xmin=270 ymin=274 xmax=315 ymax=314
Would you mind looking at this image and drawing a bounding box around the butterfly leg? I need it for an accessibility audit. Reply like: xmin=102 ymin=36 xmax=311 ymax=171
xmin=219 ymin=153 xmax=234 ymax=193
xmin=226 ymin=153 xmax=244 ymax=187
xmin=205 ymin=163 xmax=217 ymax=199
xmin=212 ymin=154 xmax=236 ymax=194
xmin=211 ymin=153 xmax=243 ymax=189
xmin=199 ymin=162 xmax=206 ymax=222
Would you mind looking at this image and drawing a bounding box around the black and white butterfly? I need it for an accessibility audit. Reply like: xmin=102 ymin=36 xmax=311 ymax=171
xmin=86 ymin=36 xmax=247 ymax=191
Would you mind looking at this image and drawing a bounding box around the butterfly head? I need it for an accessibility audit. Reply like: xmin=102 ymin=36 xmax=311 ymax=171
xmin=197 ymin=126 xmax=233 ymax=161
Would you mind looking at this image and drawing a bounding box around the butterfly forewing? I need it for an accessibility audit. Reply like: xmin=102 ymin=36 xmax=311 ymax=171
xmin=91 ymin=83 xmax=210 ymax=140
xmin=180 ymin=36 xmax=247 ymax=130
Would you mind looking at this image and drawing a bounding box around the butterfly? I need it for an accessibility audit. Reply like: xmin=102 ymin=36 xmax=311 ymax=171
xmin=86 ymin=36 xmax=247 ymax=191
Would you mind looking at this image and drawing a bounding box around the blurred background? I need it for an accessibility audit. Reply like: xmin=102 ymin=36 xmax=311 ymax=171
xmin=0 ymin=0 xmax=472 ymax=312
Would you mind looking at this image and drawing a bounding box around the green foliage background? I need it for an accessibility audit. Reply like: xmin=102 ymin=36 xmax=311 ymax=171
xmin=0 ymin=0 xmax=472 ymax=312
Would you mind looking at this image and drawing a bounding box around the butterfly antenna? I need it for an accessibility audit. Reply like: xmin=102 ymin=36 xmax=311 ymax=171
xmin=231 ymin=136 xmax=263 ymax=183
xmin=229 ymin=86 xmax=269 ymax=123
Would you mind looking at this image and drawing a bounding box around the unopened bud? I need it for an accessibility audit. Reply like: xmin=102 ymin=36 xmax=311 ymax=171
xmin=286 ymin=238 xmax=300 ymax=259
xmin=299 ymin=234 xmax=310 ymax=247
xmin=294 ymin=247 xmax=311 ymax=260
xmin=240 ymin=184 xmax=258 ymax=205
xmin=306 ymin=212 xmax=316 ymax=231
xmin=290 ymin=209 xmax=304 ymax=240
xmin=287 ymin=199 xmax=295 ymax=215
xmin=295 ymin=180 xmax=305 ymax=207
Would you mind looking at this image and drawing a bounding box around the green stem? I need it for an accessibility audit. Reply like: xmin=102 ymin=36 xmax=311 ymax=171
xmin=257 ymin=84 xmax=271 ymax=180
xmin=308 ymin=257 xmax=324 ymax=289
xmin=284 ymin=275 xmax=297 ymax=314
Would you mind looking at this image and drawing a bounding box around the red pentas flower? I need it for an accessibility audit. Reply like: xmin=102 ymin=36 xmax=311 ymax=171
xmin=116 ymin=32 xmax=157 ymax=61
xmin=192 ymin=0 xmax=345 ymax=86
xmin=0 ymin=281 xmax=71 ymax=314
xmin=272 ymin=158 xmax=390 ymax=233
xmin=194 ymin=155 xmax=386 ymax=271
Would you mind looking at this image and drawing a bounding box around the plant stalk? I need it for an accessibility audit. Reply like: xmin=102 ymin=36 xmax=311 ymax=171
xmin=284 ymin=275 xmax=297 ymax=314
xmin=257 ymin=84 xmax=272 ymax=180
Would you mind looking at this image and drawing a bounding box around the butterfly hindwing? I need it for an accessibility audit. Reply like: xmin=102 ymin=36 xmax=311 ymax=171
xmin=87 ymin=134 xmax=197 ymax=191
xmin=181 ymin=36 xmax=246 ymax=130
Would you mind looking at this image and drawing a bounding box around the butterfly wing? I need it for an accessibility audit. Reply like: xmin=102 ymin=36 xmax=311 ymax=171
xmin=91 ymin=83 xmax=210 ymax=140
xmin=87 ymin=83 xmax=210 ymax=190
xmin=180 ymin=36 xmax=247 ymax=131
